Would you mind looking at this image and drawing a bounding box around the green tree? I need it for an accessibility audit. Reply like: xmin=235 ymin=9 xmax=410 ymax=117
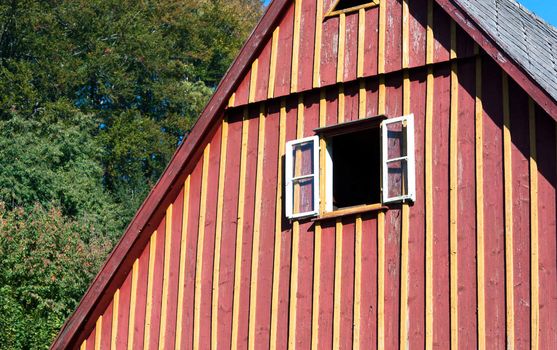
xmin=0 ymin=0 xmax=263 ymax=348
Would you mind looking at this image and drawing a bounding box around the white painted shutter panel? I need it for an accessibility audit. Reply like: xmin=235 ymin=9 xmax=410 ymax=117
xmin=285 ymin=136 xmax=320 ymax=219
xmin=381 ymin=114 xmax=416 ymax=203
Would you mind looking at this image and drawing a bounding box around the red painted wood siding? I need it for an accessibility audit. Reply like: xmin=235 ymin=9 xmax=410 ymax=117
xmin=73 ymin=0 xmax=557 ymax=349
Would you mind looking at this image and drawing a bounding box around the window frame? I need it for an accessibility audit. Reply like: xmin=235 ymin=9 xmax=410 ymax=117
xmin=380 ymin=113 xmax=416 ymax=203
xmin=285 ymin=135 xmax=320 ymax=219
xmin=324 ymin=0 xmax=380 ymax=18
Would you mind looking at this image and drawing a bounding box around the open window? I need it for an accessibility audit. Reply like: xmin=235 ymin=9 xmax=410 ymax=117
xmin=325 ymin=0 xmax=380 ymax=17
xmin=285 ymin=114 xmax=415 ymax=220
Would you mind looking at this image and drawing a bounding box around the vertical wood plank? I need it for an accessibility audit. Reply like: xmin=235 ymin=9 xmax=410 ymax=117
xmin=529 ymin=99 xmax=539 ymax=350
xmin=95 ymin=316 xmax=102 ymax=350
xmin=159 ymin=205 xmax=173 ymax=350
xmin=337 ymin=14 xmax=346 ymax=83
xmin=313 ymin=0 xmax=323 ymax=88
xmin=475 ymin=56 xmax=486 ymax=350
xmin=298 ymin=0 xmax=317 ymax=92
xmin=402 ymin=0 xmax=409 ymax=69
xmin=248 ymin=105 xmax=266 ymax=350
xmin=143 ymin=231 xmax=157 ymax=350
xmin=268 ymin=28 xmax=280 ymax=99
xmin=357 ymin=9 xmax=365 ymax=78
xmin=249 ymin=60 xmax=258 ymax=104
xmin=450 ymin=60 xmax=459 ymax=350
xmin=117 ymin=268 xmax=132 ymax=350
xmin=193 ymin=145 xmax=211 ymax=349
xmin=353 ymin=216 xmax=362 ymax=350
xmin=275 ymin=6 xmax=294 ymax=97
xmin=378 ymin=0 xmax=386 ymax=74
xmin=175 ymin=177 xmax=190 ymax=350
xmin=111 ymin=289 xmax=120 ymax=350
xmin=291 ymin=0 xmax=302 ymax=93
xmin=502 ymin=73 xmax=515 ymax=350
xmin=211 ymin=120 xmax=228 ymax=350
xmin=270 ymin=99 xmax=287 ymax=349
xmin=127 ymin=259 xmax=139 ymax=350
xmin=425 ymin=65 xmax=434 ymax=350
xmin=332 ymin=219 xmax=343 ymax=349
xmin=399 ymin=69 xmax=410 ymax=350
xmin=231 ymin=109 xmax=249 ymax=349
xmin=377 ymin=74 xmax=386 ymax=350
xmin=363 ymin=6 xmax=379 ymax=76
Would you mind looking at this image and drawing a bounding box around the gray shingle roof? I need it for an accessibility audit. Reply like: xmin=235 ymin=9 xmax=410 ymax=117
xmin=453 ymin=0 xmax=557 ymax=102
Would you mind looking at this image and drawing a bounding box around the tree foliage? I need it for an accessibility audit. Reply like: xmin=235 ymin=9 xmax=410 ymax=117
xmin=0 ymin=0 xmax=263 ymax=348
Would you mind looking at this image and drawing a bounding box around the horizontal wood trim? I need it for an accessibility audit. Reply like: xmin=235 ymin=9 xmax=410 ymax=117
xmin=314 ymin=114 xmax=386 ymax=136
xmin=314 ymin=203 xmax=387 ymax=221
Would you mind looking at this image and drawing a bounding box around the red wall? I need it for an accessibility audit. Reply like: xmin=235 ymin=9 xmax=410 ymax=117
xmin=74 ymin=0 xmax=557 ymax=349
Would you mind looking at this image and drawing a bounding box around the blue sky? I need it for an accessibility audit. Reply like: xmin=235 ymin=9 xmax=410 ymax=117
xmin=517 ymin=0 xmax=557 ymax=27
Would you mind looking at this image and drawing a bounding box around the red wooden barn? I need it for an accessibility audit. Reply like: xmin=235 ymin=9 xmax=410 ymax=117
xmin=52 ymin=0 xmax=557 ymax=348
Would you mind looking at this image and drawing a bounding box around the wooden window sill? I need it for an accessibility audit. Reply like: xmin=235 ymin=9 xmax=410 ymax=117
xmin=312 ymin=203 xmax=387 ymax=222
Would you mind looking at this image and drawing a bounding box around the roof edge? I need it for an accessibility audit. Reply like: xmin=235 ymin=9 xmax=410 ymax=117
xmin=436 ymin=0 xmax=557 ymax=120
xmin=50 ymin=0 xmax=291 ymax=348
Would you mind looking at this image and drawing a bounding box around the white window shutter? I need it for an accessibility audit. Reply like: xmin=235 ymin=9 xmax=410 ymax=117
xmin=285 ymin=136 xmax=320 ymax=219
xmin=381 ymin=114 xmax=415 ymax=203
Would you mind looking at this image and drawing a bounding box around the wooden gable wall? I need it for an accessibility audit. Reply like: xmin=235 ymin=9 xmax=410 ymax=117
xmin=70 ymin=0 xmax=557 ymax=349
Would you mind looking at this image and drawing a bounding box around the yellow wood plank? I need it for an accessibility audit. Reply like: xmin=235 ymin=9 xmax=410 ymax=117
xmin=475 ymin=56 xmax=486 ymax=350
xmin=338 ymin=84 xmax=345 ymax=123
xmin=80 ymin=340 xmax=86 ymax=350
xmin=175 ymin=176 xmax=191 ymax=350
xmin=231 ymin=108 xmax=249 ymax=349
xmin=357 ymin=8 xmax=365 ymax=78
xmin=311 ymin=223 xmax=322 ymax=350
xmin=337 ymin=13 xmax=346 ymax=83
xmin=400 ymin=69 xmax=411 ymax=349
xmin=502 ymin=72 xmax=515 ymax=349
xmin=402 ymin=0 xmax=410 ymax=69
xmin=291 ymin=0 xmax=302 ymax=93
xmin=268 ymin=28 xmax=280 ymax=99
xmin=425 ymin=66 xmax=434 ymax=349
xmin=249 ymin=59 xmax=258 ymax=104
xmin=529 ymin=98 xmax=539 ymax=350
xmin=288 ymin=221 xmax=300 ymax=350
xmin=450 ymin=20 xmax=457 ymax=60
xmin=378 ymin=0 xmax=386 ymax=74
xmin=377 ymin=211 xmax=385 ymax=349
xmin=378 ymin=76 xmax=385 ymax=115
xmin=111 ymin=289 xmax=120 ymax=350
xmin=270 ymin=99 xmax=287 ymax=349
xmin=449 ymin=61 xmax=459 ymax=350
xmin=127 ymin=259 xmax=139 ymax=350
xmin=313 ymin=0 xmax=324 ymax=88
xmin=211 ymin=119 xmax=228 ymax=350
xmin=353 ymin=215 xmax=362 ymax=350
xmin=377 ymin=78 xmax=386 ymax=350
xmin=359 ymin=79 xmax=366 ymax=119
xmin=229 ymin=93 xmax=236 ymax=108
xmin=426 ymin=0 xmax=433 ymax=65
xmin=158 ymin=205 xmax=173 ymax=350
xmin=95 ymin=316 xmax=102 ymax=350
xmin=143 ymin=230 xmax=157 ymax=350
xmin=193 ymin=144 xmax=211 ymax=349
xmin=332 ymin=219 xmax=343 ymax=349
xmin=248 ymin=105 xmax=266 ymax=350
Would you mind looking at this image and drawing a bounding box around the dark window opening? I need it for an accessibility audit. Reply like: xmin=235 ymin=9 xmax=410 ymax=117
xmin=331 ymin=127 xmax=381 ymax=209
xmin=333 ymin=0 xmax=374 ymax=11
